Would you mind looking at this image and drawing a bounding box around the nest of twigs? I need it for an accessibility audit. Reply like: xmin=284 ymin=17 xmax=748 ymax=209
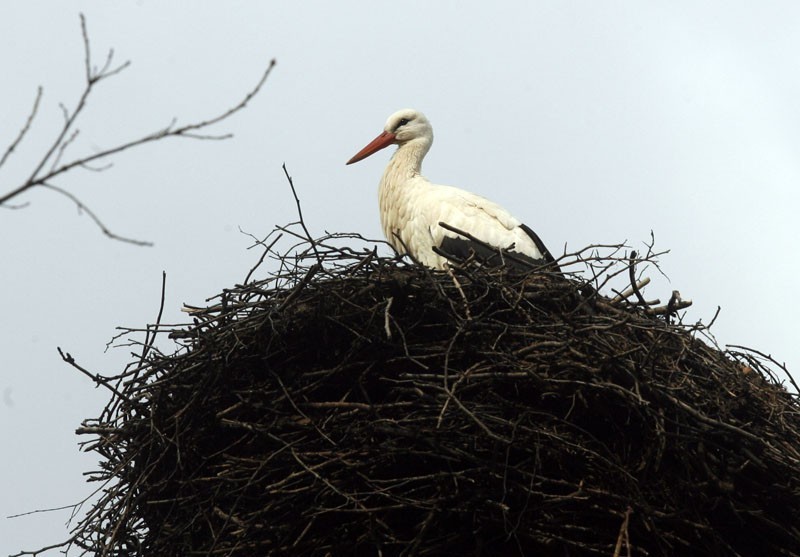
xmin=63 ymin=225 xmax=799 ymax=557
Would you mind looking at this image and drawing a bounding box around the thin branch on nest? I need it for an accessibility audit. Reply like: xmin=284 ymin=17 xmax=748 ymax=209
xmin=282 ymin=164 xmax=322 ymax=266
xmin=139 ymin=271 xmax=167 ymax=365
xmin=728 ymin=344 xmax=800 ymax=396
xmin=612 ymin=506 xmax=633 ymax=557
xmin=626 ymin=250 xmax=649 ymax=307
xmin=8 ymin=536 xmax=78 ymax=557
xmin=56 ymin=347 xmax=130 ymax=403
xmin=0 ymin=14 xmax=275 ymax=246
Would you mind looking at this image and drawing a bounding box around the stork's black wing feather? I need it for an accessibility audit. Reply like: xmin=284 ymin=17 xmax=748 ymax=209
xmin=435 ymin=221 xmax=560 ymax=272
xmin=520 ymin=223 xmax=561 ymax=272
xmin=436 ymin=235 xmax=549 ymax=272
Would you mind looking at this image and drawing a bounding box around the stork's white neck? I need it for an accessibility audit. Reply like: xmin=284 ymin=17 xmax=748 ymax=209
xmin=384 ymin=137 xmax=431 ymax=181
xmin=378 ymin=137 xmax=432 ymax=255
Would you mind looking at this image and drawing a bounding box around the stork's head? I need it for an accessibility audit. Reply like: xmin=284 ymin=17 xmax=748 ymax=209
xmin=346 ymin=108 xmax=433 ymax=165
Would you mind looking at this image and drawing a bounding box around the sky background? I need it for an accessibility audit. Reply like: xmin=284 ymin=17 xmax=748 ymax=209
xmin=2 ymin=2 xmax=798 ymax=554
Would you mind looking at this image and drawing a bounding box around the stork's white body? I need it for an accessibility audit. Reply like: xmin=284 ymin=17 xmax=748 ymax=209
xmin=347 ymin=109 xmax=554 ymax=270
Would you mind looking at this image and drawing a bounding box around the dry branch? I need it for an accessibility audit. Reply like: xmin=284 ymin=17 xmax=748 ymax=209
xmin=0 ymin=14 xmax=274 ymax=245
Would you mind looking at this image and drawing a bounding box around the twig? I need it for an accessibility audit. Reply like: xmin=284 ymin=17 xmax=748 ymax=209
xmin=57 ymin=347 xmax=130 ymax=403
xmin=728 ymin=344 xmax=799 ymax=394
xmin=282 ymin=163 xmax=322 ymax=265
xmin=661 ymin=391 xmax=766 ymax=444
xmin=241 ymin=228 xmax=284 ymax=285
xmin=645 ymin=298 xmax=693 ymax=316
xmin=40 ymin=182 xmax=153 ymax=246
xmin=0 ymin=86 xmax=42 ymax=170
xmin=445 ymin=266 xmax=472 ymax=321
xmin=384 ymin=296 xmax=394 ymax=339
xmin=8 ymin=536 xmax=77 ymax=557
xmin=140 ymin=271 xmax=167 ymax=365
xmin=276 ymin=263 xmax=321 ymax=312
xmin=627 ymin=251 xmax=648 ymax=307
xmin=611 ymin=277 xmax=651 ymax=303
xmin=612 ymin=506 xmax=633 ymax=557
xmin=707 ymin=305 xmax=722 ymax=329
xmin=0 ymin=201 xmax=30 ymax=210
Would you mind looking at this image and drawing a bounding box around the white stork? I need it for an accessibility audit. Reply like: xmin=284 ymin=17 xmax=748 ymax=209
xmin=346 ymin=108 xmax=558 ymax=271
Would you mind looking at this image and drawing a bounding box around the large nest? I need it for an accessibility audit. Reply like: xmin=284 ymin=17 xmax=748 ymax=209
xmin=61 ymin=225 xmax=798 ymax=556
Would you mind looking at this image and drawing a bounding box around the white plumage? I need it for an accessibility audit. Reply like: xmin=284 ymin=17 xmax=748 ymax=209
xmin=347 ymin=108 xmax=556 ymax=270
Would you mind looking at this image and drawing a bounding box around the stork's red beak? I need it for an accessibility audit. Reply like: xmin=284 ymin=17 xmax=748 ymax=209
xmin=346 ymin=131 xmax=396 ymax=165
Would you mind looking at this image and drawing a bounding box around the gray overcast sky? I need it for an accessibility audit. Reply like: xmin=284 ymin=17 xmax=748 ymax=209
xmin=2 ymin=1 xmax=798 ymax=553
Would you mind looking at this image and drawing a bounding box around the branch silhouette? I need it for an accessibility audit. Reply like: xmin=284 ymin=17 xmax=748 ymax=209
xmin=0 ymin=14 xmax=275 ymax=245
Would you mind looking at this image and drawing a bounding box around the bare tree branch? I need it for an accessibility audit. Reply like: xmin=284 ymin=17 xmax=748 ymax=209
xmin=0 ymin=201 xmax=30 ymax=210
xmin=41 ymin=182 xmax=154 ymax=246
xmin=0 ymin=86 xmax=42 ymax=170
xmin=0 ymin=13 xmax=276 ymax=246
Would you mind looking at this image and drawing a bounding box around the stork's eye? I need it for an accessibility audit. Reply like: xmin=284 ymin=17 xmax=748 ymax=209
xmin=396 ymin=118 xmax=411 ymax=130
